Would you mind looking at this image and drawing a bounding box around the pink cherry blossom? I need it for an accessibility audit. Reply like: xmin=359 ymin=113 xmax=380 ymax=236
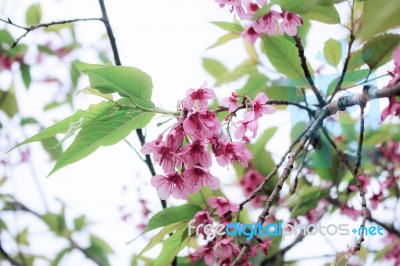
xmin=220 ymin=92 xmax=239 ymax=113
xmin=279 ymin=11 xmax=303 ymax=36
xmin=141 ymin=136 xmax=179 ymax=173
xmin=235 ymin=0 xmax=259 ymax=20
xmin=242 ymin=26 xmax=260 ymax=44
xmin=369 ymin=192 xmax=383 ymax=210
xmin=393 ymin=46 xmax=400 ymax=74
xmin=191 ymin=241 xmax=217 ymax=265
xmin=240 ymin=169 xmax=264 ymax=196
xmin=166 ymin=121 xmax=185 ymax=146
xmin=213 ymin=238 xmax=241 ymax=259
xmin=178 ymin=140 xmax=212 ymax=168
xmin=381 ymin=96 xmax=400 ymax=121
xmin=183 ymin=110 xmax=220 ymax=140
xmin=256 ymin=239 xmax=272 ymax=255
xmin=184 ymin=165 xmax=220 ymax=193
xmin=183 ymin=87 xmax=216 ymax=110
xmin=212 ymin=140 xmax=253 ymax=167
xmin=150 ymin=171 xmax=190 ymax=200
xmin=340 ymin=204 xmax=363 ymax=221
xmin=244 ymin=92 xmax=275 ymax=121
xmin=234 ymin=119 xmax=259 ymax=139
xmin=191 ymin=210 xmax=214 ymax=239
xmin=253 ymin=11 xmax=281 ymax=35
xmin=208 ymin=196 xmax=239 ymax=216
xmin=348 ymin=173 xmax=370 ymax=192
xmin=215 ymin=0 xmax=242 ymax=8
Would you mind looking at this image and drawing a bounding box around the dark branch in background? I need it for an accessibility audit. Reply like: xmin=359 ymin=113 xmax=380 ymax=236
xmin=329 ymin=0 xmax=356 ymax=103
xmin=293 ymin=35 xmax=326 ymax=106
xmin=0 ymin=17 xmax=103 ymax=48
xmin=370 ymin=217 xmax=400 ymax=238
xmin=97 ymin=0 xmax=167 ymax=210
xmin=232 ymin=83 xmax=400 ymax=265
xmin=353 ymin=106 xmax=368 ymax=252
xmin=0 ymin=240 xmax=22 ymax=266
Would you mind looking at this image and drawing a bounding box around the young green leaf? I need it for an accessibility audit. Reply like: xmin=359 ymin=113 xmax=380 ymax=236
xmin=326 ymin=69 xmax=370 ymax=95
xmin=210 ymin=21 xmax=243 ymax=33
xmin=20 ymin=63 xmax=32 ymax=89
xmin=202 ymin=58 xmax=229 ymax=79
xmin=302 ymin=5 xmax=340 ymax=24
xmin=153 ymin=227 xmax=189 ymax=266
xmin=362 ymin=34 xmax=400 ymax=70
xmin=207 ymin=33 xmax=240 ymax=50
xmin=48 ymin=108 xmax=155 ymax=176
xmin=0 ymin=87 xmax=18 ymax=118
xmin=25 ymin=4 xmax=42 ymax=25
xmin=324 ymin=39 xmax=342 ymax=67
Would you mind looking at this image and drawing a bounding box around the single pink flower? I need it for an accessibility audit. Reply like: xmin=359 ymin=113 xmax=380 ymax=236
xmin=191 ymin=210 xmax=214 ymax=239
xmin=166 ymin=121 xmax=185 ymax=146
xmin=369 ymin=192 xmax=383 ymax=210
xmin=184 ymin=165 xmax=220 ymax=193
xmin=340 ymin=204 xmax=363 ymax=221
xmin=183 ymin=87 xmax=216 ymax=110
xmin=381 ymin=96 xmax=400 ymax=121
xmin=212 ymin=140 xmax=253 ymax=167
xmin=279 ymin=11 xmax=303 ymax=36
xmin=178 ymin=140 xmax=212 ymax=168
xmin=220 ymin=92 xmax=239 ymax=113
xmin=191 ymin=242 xmax=217 ymax=265
xmin=242 ymin=26 xmax=260 ymax=44
xmin=209 ymin=196 xmax=239 ymax=216
xmin=141 ymin=136 xmax=180 ymax=173
xmin=256 ymin=239 xmax=272 ymax=255
xmin=234 ymin=119 xmax=259 ymax=139
xmin=213 ymin=238 xmax=241 ymax=259
xmin=151 ymin=171 xmax=190 ymax=200
xmin=239 ymin=169 xmax=264 ymax=196
xmin=253 ymin=11 xmax=281 ymax=35
xmin=244 ymin=92 xmax=275 ymax=121
xmin=183 ymin=110 xmax=220 ymax=140
xmin=235 ymin=0 xmax=260 ymax=20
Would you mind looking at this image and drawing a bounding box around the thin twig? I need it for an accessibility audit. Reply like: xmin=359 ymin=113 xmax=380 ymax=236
xmin=97 ymin=0 xmax=167 ymax=210
xmin=0 ymin=17 xmax=103 ymax=48
xmin=293 ymin=35 xmax=325 ymax=106
xmin=0 ymin=241 xmax=22 ymax=266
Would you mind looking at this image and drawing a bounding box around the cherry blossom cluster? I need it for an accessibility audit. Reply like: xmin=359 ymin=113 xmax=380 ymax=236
xmin=381 ymin=46 xmax=400 ymax=121
xmin=141 ymin=86 xmax=275 ymax=200
xmin=190 ymin=196 xmax=272 ymax=265
xmin=215 ymin=0 xmax=303 ymax=43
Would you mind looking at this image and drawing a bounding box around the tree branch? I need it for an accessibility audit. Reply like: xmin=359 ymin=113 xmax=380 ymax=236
xmin=293 ymin=35 xmax=326 ymax=106
xmin=97 ymin=0 xmax=167 ymax=210
xmin=0 ymin=17 xmax=103 ymax=48
xmin=0 ymin=240 xmax=22 ymax=266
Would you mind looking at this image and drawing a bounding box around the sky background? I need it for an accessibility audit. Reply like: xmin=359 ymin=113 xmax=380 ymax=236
xmin=0 ymin=0 xmax=395 ymax=265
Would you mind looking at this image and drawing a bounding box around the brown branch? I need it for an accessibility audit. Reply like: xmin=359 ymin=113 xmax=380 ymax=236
xmin=232 ymin=82 xmax=400 ymax=264
xmin=369 ymin=217 xmax=400 ymax=238
xmin=97 ymin=0 xmax=167 ymax=210
xmin=0 ymin=240 xmax=22 ymax=266
xmin=353 ymin=106 xmax=368 ymax=252
xmin=0 ymin=17 xmax=103 ymax=48
xmin=293 ymin=35 xmax=325 ymax=106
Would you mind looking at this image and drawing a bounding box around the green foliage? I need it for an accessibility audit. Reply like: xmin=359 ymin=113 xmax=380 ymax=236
xmin=360 ymin=0 xmax=400 ymax=40
xmin=261 ymin=35 xmax=309 ymax=86
xmin=84 ymin=235 xmax=113 ymax=266
xmin=347 ymin=49 xmax=365 ymax=71
xmin=215 ymin=60 xmax=259 ymax=85
xmin=153 ymin=227 xmax=189 ymax=266
xmin=323 ymin=39 xmax=342 ymax=67
xmin=362 ymin=34 xmax=400 ymax=70
xmin=287 ymin=186 xmax=329 ymax=217
xmin=210 ymin=21 xmax=243 ymax=33
xmin=143 ymin=204 xmax=202 ymax=233
xmin=302 ymin=5 xmax=340 ymax=24
xmin=203 ymin=58 xmax=229 ymax=79
xmin=0 ymin=29 xmax=14 ymax=46
xmin=0 ymin=87 xmax=18 ymax=118
xmin=25 ymin=4 xmax=42 ymax=25
xmin=326 ymin=69 xmax=370 ymax=95
xmin=207 ymin=33 xmax=240 ymax=49
xmin=20 ymin=63 xmax=31 ymax=89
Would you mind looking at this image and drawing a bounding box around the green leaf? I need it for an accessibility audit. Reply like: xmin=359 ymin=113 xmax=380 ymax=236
xmin=216 ymin=60 xmax=258 ymax=85
xmin=274 ymin=0 xmax=320 ymax=14
xmin=326 ymin=69 xmax=370 ymax=95
xmin=52 ymin=248 xmax=70 ymax=266
xmin=0 ymin=87 xmax=18 ymax=118
xmin=302 ymin=5 xmax=340 ymax=24
xmin=203 ymin=58 xmax=228 ymax=79
xmin=287 ymin=186 xmax=329 ymax=217
xmin=238 ymin=74 xmax=268 ymax=97
xmin=0 ymin=29 xmax=14 ymax=46
xmin=154 ymin=227 xmax=189 ymax=266
xmin=42 ymin=212 xmax=69 ymax=237
xmin=210 ymin=21 xmax=243 ymax=33
xmin=362 ymin=34 xmax=400 ymax=70
xmin=323 ymin=39 xmax=342 ymax=67
xmin=347 ymin=49 xmax=365 ymax=71
xmin=74 ymin=62 xmax=153 ymax=107
xmin=25 ymin=4 xmax=42 ymax=25
xmin=360 ymin=0 xmax=400 ymax=40
xmin=16 ymin=228 xmax=29 ymax=245
xmin=261 ymin=35 xmax=308 ymax=85
xmin=14 ymin=110 xmax=85 ymax=148
xmin=74 ymin=215 xmax=86 ymax=231
xmin=20 ymin=64 xmax=31 ymax=89
xmin=207 ymin=33 xmax=240 ymax=49
xmin=85 ymin=235 xmax=113 ymax=266
xmin=332 ymin=252 xmax=348 ymax=266
xmin=48 ymin=108 xmax=155 ymax=176
xmin=41 ymin=136 xmax=63 ymax=161
xmin=144 ymin=204 xmax=201 ymax=233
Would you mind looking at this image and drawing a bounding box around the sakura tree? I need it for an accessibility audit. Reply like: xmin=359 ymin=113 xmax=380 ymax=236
xmin=1 ymin=0 xmax=400 ymax=265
